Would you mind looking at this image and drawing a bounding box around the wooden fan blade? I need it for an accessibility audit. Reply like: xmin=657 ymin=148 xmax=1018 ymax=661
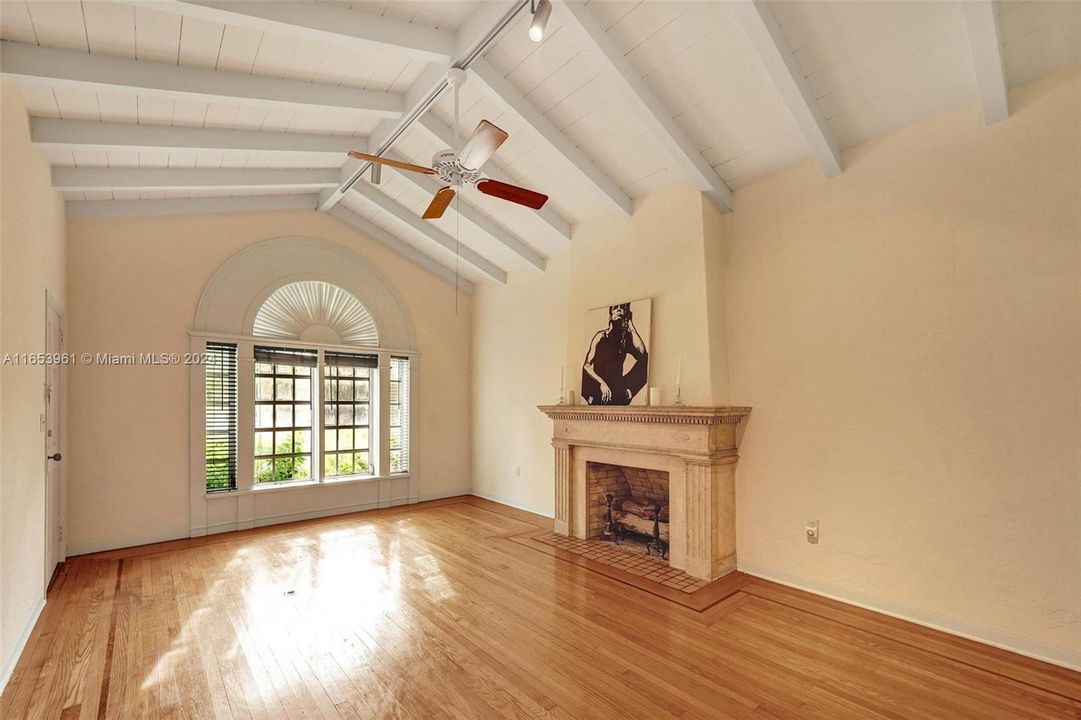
xmin=458 ymin=120 xmax=508 ymax=171
xmin=348 ymin=151 xmax=435 ymax=175
xmin=422 ymin=186 xmax=456 ymax=219
xmin=476 ymin=179 xmax=548 ymax=210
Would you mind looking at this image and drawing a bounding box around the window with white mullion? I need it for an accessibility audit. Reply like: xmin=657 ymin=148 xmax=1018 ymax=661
xmin=253 ymin=346 xmax=317 ymax=484
xmin=389 ymin=356 xmax=410 ymax=474
xmin=323 ymin=351 xmax=377 ymax=479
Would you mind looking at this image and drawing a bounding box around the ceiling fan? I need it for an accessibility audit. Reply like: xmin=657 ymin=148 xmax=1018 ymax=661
xmin=347 ymin=71 xmax=548 ymax=221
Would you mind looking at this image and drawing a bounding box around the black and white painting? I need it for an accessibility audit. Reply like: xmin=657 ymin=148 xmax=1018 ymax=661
xmin=581 ymin=299 xmax=651 ymax=406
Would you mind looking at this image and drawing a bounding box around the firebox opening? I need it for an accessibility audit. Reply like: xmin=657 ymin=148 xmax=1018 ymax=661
xmin=586 ymin=462 xmax=670 ymax=560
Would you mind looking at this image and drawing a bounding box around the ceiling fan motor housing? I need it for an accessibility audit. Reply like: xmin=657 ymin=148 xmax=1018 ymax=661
xmin=432 ymin=149 xmax=482 ymax=187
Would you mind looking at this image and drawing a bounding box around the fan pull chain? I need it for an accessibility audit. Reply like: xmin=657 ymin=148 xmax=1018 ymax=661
xmin=455 ymin=190 xmax=460 ymax=314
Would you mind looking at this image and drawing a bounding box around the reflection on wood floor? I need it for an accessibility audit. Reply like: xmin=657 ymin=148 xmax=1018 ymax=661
xmin=2 ymin=496 xmax=1079 ymax=719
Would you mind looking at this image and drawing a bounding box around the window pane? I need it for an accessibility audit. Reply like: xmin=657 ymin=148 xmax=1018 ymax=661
xmin=255 ymin=362 xmax=273 ymax=374
xmin=324 ymin=454 xmax=336 ymax=477
xmin=295 ymin=404 xmax=312 ymax=428
xmin=325 ymin=378 xmax=338 ymax=401
xmin=338 ymin=404 xmax=354 ymax=426
xmin=255 ymin=458 xmax=272 ymax=483
xmin=356 ymin=381 xmax=370 ymax=402
xmin=255 ymin=431 xmax=273 ymax=456
xmin=324 ymin=429 xmax=337 ymax=451
xmin=255 ymin=405 xmax=273 ymax=428
xmin=355 ymin=428 xmax=369 ymax=450
xmin=275 ymin=378 xmax=293 ymax=401
xmin=275 ymin=404 xmax=293 ymax=428
xmin=255 ymin=377 xmax=273 ymax=401
xmin=294 ymin=430 xmax=311 ymax=453
xmin=324 ymin=402 xmax=335 ymax=427
xmin=389 ymin=427 xmax=401 ymax=450
xmin=275 ymin=430 xmax=292 ymax=452
xmin=390 ymin=450 xmax=401 ymax=472
xmin=356 ymin=404 xmax=369 ymax=425
xmin=295 ymin=378 xmax=311 ymax=401
xmin=337 ymin=453 xmax=354 ymax=475
xmin=294 ymin=456 xmax=310 ymax=480
xmin=354 ymin=452 xmax=370 ymax=474
xmin=340 ymin=380 xmax=354 ymax=401
xmin=339 ymin=428 xmax=354 ymax=451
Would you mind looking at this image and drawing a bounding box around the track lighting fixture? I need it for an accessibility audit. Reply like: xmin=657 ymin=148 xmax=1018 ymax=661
xmin=529 ymin=0 xmax=552 ymax=42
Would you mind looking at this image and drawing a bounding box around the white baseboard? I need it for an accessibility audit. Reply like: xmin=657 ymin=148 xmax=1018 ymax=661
xmin=468 ymin=490 xmax=554 ymax=519
xmin=67 ymin=528 xmax=190 ymax=558
xmin=0 ymin=595 xmax=46 ymax=694
xmin=738 ymin=562 xmax=1081 ymax=672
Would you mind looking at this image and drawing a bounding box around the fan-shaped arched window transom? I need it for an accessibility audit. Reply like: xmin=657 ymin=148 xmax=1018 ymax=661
xmin=252 ymin=281 xmax=379 ymax=347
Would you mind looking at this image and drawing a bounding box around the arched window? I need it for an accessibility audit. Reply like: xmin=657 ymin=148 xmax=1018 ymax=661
xmin=252 ymin=281 xmax=379 ymax=347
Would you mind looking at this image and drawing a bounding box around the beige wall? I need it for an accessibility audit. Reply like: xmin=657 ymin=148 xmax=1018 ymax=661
xmin=723 ymin=67 xmax=1080 ymax=662
xmin=472 ymin=184 xmax=725 ymax=515
xmin=66 ymin=211 xmax=471 ymax=555
xmin=471 ymin=68 xmax=1080 ymax=664
xmin=0 ymin=81 xmax=68 ymax=686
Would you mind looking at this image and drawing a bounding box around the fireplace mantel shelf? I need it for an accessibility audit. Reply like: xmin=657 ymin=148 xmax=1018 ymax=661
xmin=537 ymin=405 xmax=751 ymax=425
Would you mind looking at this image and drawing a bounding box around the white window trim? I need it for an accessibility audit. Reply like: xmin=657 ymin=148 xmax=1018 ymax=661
xmin=189 ymin=331 xmax=419 ymax=536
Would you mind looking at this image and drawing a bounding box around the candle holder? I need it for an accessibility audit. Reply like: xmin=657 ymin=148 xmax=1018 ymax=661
xmin=558 ymin=387 xmax=566 ymax=405
xmin=673 ymin=386 xmax=684 ymax=406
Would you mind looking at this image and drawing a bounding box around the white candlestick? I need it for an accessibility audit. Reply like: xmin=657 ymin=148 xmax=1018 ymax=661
xmin=649 ymin=387 xmax=660 ymax=406
xmin=676 ymin=355 xmax=683 ymax=389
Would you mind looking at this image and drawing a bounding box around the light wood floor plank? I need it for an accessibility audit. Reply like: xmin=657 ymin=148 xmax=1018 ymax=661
xmin=2 ymin=497 xmax=1078 ymax=719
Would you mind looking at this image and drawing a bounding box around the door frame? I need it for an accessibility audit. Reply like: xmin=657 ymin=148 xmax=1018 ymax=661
xmin=44 ymin=290 xmax=65 ymax=586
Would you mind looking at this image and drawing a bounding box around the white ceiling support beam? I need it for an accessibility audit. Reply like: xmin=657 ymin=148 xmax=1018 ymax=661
xmin=469 ymin=58 xmax=633 ymax=216
xmin=385 ymin=153 xmax=547 ymax=271
xmin=52 ymin=167 xmax=339 ymax=193
xmin=327 ymin=205 xmax=474 ymax=293
xmin=321 ymin=61 xmax=449 ymax=211
xmin=31 ymin=119 xmax=364 ymax=157
xmin=556 ymin=2 xmax=732 ymax=212
xmin=734 ymin=0 xmax=843 ymax=177
xmin=416 ymin=116 xmax=572 ymax=242
xmin=349 ymin=184 xmax=508 ymax=284
xmin=65 ymin=194 xmax=318 ymax=220
xmin=124 ymin=1 xmax=455 ymax=63
xmin=320 ymin=2 xmax=530 ymax=214
xmin=0 ymin=41 xmax=403 ymax=118
xmin=963 ymin=0 xmax=1010 ymax=124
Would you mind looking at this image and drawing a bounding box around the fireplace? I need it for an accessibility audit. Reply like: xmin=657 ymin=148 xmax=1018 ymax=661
xmin=587 ymin=462 xmax=670 ymax=556
xmin=538 ymin=405 xmax=751 ymax=581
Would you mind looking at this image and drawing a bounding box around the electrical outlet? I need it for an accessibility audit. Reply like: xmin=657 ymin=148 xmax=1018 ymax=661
xmin=805 ymin=520 xmax=819 ymax=543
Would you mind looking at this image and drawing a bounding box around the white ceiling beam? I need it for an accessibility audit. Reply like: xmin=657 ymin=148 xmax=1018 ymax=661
xmin=963 ymin=0 xmax=1010 ymax=124
xmin=348 ymin=184 xmax=508 ymax=284
xmin=52 ymin=167 xmax=339 ymax=193
xmin=556 ymin=2 xmax=732 ymax=212
xmin=416 ymin=115 xmax=572 ymax=242
xmin=327 ymin=205 xmax=474 ymax=294
xmin=123 ymin=1 xmax=455 ymax=63
xmin=734 ymin=0 xmax=843 ymax=177
xmin=65 ymin=194 xmax=318 ymax=220
xmin=384 ymin=152 xmax=547 ymax=271
xmin=320 ymin=2 xmax=530 ymax=214
xmin=468 ymin=58 xmax=633 ymax=216
xmin=0 ymin=41 xmax=402 ymax=117
xmin=31 ymin=119 xmax=364 ymax=157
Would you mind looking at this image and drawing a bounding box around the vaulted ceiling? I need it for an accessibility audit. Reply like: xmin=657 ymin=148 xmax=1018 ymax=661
xmin=2 ymin=0 xmax=1078 ymax=290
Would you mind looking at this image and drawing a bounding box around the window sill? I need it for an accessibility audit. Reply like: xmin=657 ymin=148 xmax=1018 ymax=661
xmin=204 ymin=473 xmax=410 ymax=499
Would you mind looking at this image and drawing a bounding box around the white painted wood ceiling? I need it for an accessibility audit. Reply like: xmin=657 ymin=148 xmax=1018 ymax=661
xmin=1 ymin=0 xmax=1078 ymax=287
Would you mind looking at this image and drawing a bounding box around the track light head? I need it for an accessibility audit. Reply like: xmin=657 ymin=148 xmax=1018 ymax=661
xmin=529 ymin=0 xmax=552 ymax=42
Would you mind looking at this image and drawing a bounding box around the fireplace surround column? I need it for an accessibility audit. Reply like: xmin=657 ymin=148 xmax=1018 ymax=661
xmin=553 ymin=440 xmax=572 ymax=535
xmin=683 ymin=457 xmax=738 ymax=579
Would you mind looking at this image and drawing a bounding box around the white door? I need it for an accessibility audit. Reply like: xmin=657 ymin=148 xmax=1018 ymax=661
xmin=45 ymin=304 xmax=63 ymax=583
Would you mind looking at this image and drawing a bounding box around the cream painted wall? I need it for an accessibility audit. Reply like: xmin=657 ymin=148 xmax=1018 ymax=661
xmin=722 ymin=67 xmax=1080 ymax=662
xmin=472 ymin=184 xmax=725 ymax=516
xmin=0 ymin=81 xmax=68 ymax=686
xmin=471 ymin=68 xmax=1080 ymax=664
xmin=66 ymin=211 xmax=471 ymax=555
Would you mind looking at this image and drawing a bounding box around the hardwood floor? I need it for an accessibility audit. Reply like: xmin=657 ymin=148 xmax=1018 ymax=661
xmin=3 ymin=496 xmax=1079 ymax=719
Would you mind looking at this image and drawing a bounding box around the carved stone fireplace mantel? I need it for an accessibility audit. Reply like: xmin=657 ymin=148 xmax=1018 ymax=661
xmin=538 ymin=404 xmax=752 ymax=581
